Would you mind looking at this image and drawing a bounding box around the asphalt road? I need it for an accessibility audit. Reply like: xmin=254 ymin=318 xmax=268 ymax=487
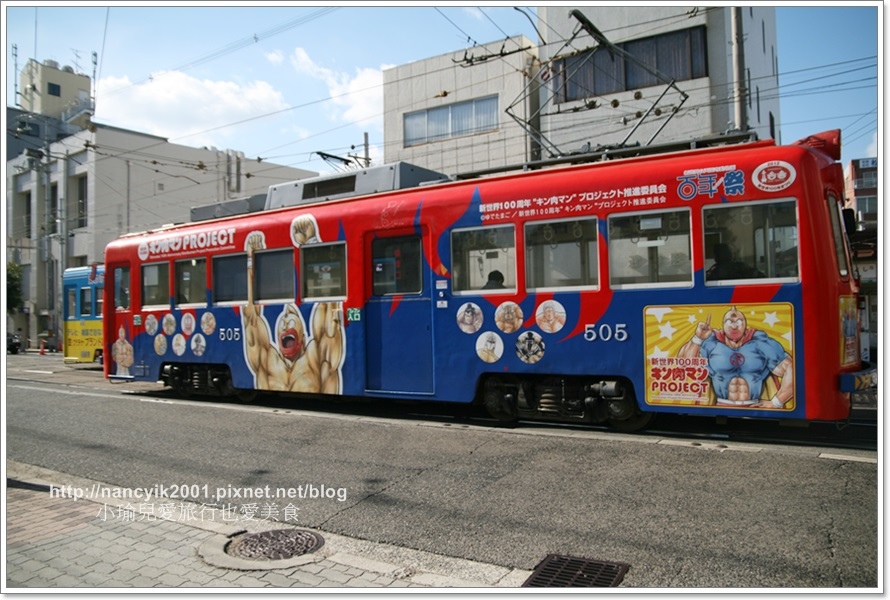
xmin=5 ymin=354 xmax=879 ymax=589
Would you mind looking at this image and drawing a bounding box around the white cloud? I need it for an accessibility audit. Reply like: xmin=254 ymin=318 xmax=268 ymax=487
xmin=93 ymin=71 xmax=289 ymax=149
xmin=265 ymin=50 xmax=285 ymax=65
xmin=289 ymin=47 xmax=389 ymax=132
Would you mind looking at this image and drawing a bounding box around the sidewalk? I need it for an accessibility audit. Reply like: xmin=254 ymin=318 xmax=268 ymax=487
xmin=5 ymin=460 xmax=532 ymax=590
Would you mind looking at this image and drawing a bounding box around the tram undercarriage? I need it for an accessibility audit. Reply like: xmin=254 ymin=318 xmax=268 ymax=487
xmin=161 ymin=363 xmax=654 ymax=431
xmin=480 ymin=375 xmax=654 ymax=432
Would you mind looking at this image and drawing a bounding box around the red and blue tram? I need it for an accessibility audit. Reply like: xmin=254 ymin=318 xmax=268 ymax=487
xmin=102 ymin=130 xmax=875 ymax=431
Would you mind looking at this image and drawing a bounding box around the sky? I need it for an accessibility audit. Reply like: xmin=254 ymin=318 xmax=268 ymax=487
xmin=2 ymin=2 xmax=882 ymax=176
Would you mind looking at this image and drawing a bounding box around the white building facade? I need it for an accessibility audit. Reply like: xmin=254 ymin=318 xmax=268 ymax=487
xmin=383 ymin=6 xmax=780 ymax=176
xmin=6 ymin=61 xmax=317 ymax=347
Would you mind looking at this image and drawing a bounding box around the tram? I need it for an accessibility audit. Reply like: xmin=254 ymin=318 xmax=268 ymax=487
xmin=63 ymin=264 xmax=105 ymax=364
xmin=102 ymin=130 xmax=875 ymax=431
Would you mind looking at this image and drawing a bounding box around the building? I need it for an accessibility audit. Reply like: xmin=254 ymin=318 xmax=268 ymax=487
xmin=383 ymin=6 xmax=780 ymax=176
xmin=844 ymin=157 xmax=879 ymax=363
xmin=6 ymin=59 xmax=317 ymax=349
xmin=383 ymin=35 xmax=541 ymax=176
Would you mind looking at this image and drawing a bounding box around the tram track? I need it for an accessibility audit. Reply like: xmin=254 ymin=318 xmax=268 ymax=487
xmin=8 ymin=370 xmax=878 ymax=454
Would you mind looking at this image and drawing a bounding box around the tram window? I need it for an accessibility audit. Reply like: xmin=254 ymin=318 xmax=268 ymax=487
xmin=451 ymin=225 xmax=516 ymax=293
xmin=66 ymin=289 xmax=77 ymax=319
xmin=302 ymin=242 xmax=347 ymax=299
xmin=141 ymin=263 xmax=170 ymax=307
xmin=97 ymin=288 xmax=104 ymax=317
xmin=213 ymin=254 xmax=248 ymax=303
xmin=114 ymin=267 xmax=130 ymax=310
xmin=256 ymin=249 xmax=296 ymax=301
xmin=526 ymin=218 xmax=598 ymax=290
xmin=80 ymin=288 xmax=93 ymax=317
xmin=372 ymin=235 xmax=422 ymax=296
xmin=175 ymin=258 xmax=207 ymax=305
xmin=827 ymin=194 xmax=850 ymax=278
xmin=608 ymin=209 xmax=691 ymax=288
xmin=703 ymin=200 xmax=798 ymax=284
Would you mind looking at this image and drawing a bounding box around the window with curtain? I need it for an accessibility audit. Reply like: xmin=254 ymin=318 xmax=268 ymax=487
xmin=554 ymin=26 xmax=707 ymax=103
xmin=404 ymin=96 xmax=498 ymax=146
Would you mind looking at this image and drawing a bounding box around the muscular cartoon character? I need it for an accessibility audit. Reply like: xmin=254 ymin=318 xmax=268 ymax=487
xmin=495 ymin=302 xmax=523 ymax=334
xmin=242 ymin=231 xmax=344 ymax=394
xmin=111 ymin=325 xmax=134 ymax=376
xmin=679 ymin=306 xmax=793 ymax=408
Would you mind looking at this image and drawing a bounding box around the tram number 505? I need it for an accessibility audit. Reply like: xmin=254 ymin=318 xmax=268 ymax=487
xmin=584 ymin=323 xmax=628 ymax=342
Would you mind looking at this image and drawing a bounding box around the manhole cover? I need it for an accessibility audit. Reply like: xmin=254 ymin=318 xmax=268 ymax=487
xmin=522 ymin=554 xmax=630 ymax=587
xmin=226 ymin=529 xmax=325 ymax=560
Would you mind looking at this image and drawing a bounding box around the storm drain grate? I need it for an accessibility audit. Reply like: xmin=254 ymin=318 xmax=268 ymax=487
xmin=522 ymin=554 xmax=630 ymax=587
xmin=226 ymin=529 xmax=325 ymax=560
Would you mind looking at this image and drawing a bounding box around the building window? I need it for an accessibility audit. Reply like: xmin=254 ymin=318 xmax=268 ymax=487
xmin=17 ymin=120 xmax=40 ymax=137
xmin=553 ymin=26 xmax=707 ymax=103
xmin=858 ymin=196 xmax=877 ymax=214
xmin=48 ymin=82 xmax=61 ymax=97
xmin=77 ymin=176 xmax=87 ymax=228
xmin=404 ymin=96 xmax=498 ymax=147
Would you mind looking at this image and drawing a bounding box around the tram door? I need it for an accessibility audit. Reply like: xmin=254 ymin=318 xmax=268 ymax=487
xmin=364 ymin=232 xmax=434 ymax=394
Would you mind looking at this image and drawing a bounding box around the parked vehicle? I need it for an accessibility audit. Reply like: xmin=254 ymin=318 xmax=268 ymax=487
xmin=7 ymin=331 xmax=22 ymax=354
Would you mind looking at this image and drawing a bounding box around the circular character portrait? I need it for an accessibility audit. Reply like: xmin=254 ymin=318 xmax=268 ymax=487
xmin=144 ymin=314 xmax=158 ymax=336
xmin=181 ymin=312 xmax=196 ymax=336
xmin=153 ymin=334 xmax=168 ymax=356
xmin=172 ymin=333 xmax=187 ymax=356
xmin=201 ymin=312 xmax=217 ymax=336
xmin=516 ymin=331 xmax=545 ymax=364
xmin=162 ymin=313 xmax=177 ymax=336
xmin=536 ymin=300 xmax=567 ymax=334
xmin=456 ymin=302 xmax=483 ymax=334
xmin=475 ymin=331 xmax=503 ymax=364
xmin=495 ymin=302 xmax=523 ymax=334
xmin=191 ymin=333 xmax=207 ymax=357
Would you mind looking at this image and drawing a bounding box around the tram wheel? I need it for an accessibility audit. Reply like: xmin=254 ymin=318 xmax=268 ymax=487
xmin=483 ymin=383 xmax=518 ymax=423
xmin=608 ymin=410 xmax=655 ymax=432
xmin=235 ymin=389 xmax=258 ymax=403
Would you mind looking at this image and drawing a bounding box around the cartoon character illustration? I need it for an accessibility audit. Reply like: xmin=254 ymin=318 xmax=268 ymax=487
xmin=242 ymin=230 xmax=344 ymax=394
xmin=495 ymin=302 xmax=523 ymax=334
xmin=536 ymin=300 xmax=566 ymax=333
xmin=476 ymin=332 xmax=502 ymax=364
xmin=111 ymin=325 xmax=134 ymax=376
xmin=457 ymin=302 xmax=483 ymax=334
xmin=678 ymin=306 xmax=793 ymax=408
xmin=291 ymin=215 xmax=320 ymax=247
xmin=516 ymin=331 xmax=545 ymax=364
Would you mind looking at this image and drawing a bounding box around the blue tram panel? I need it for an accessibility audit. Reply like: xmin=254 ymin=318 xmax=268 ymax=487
xmin=63 ymin=265 xmax=105 ymax=364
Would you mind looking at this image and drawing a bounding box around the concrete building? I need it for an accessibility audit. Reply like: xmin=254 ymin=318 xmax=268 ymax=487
xmin=383 ymin=6 xmax=780 ymax=176
xmin=383 ymin=35 xmax=540 ymax=176
xmin=844 ymin=157 xmax=879 ymax=363
xmin=6 ymin=59 xmax=317 ymax=349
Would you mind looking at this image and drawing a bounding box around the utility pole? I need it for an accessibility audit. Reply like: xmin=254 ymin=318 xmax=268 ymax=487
xmin=732 ymin=7 xmax=748 ymax=132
